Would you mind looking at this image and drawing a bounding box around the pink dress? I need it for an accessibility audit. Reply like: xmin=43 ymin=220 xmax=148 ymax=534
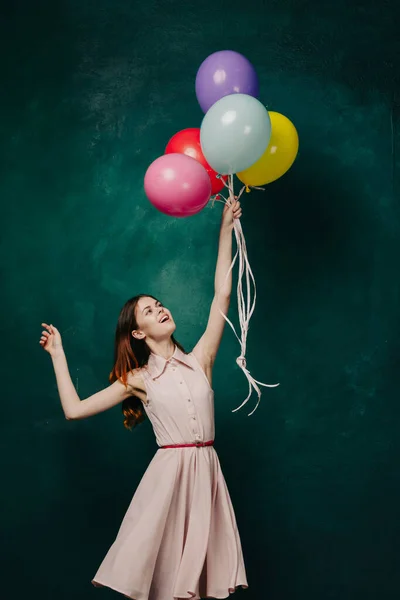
xmin=92 ymin=346 xmax=248 ymax=600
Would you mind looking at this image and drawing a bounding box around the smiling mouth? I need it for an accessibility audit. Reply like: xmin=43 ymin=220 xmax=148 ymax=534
xmin=159 ymin=315 xmax=170 ymax=324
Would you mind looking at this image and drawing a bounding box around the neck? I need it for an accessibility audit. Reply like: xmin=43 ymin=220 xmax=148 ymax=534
xmin=147 ymin=338 xmax=176 ymax=360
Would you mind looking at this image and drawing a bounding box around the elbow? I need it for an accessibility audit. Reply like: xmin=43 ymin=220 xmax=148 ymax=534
xmin=64 ymin=410 xmax=79 ymax=421
xmin=64 ymin=399 xmax=84 ymax=421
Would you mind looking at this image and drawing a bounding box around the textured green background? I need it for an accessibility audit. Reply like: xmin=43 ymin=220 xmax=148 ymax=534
xmin=1 ymin=0 xmax=400 ymax=598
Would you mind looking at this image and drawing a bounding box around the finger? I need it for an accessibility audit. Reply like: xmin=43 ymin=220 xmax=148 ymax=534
xmin=42 ymin=331 xmax=50 ymax=337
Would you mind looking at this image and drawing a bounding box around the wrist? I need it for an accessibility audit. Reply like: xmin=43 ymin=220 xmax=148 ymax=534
xmin=51 ymin=347 xmax=65 ymax=361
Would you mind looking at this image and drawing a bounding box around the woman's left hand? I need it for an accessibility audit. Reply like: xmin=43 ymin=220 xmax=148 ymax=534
xmin=222 ymin=197 xmax=242 ymax=227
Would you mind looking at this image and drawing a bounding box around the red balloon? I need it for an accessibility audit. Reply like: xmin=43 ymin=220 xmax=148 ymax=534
xmin=165 ymin=128 xmax=227 ymax=196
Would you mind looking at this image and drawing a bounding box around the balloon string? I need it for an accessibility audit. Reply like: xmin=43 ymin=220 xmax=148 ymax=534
xmin=214 ymin=174 xmax=279 ymax=416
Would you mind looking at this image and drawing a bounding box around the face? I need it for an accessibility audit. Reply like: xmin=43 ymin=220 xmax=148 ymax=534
xmin=132 ymin=297 xmax=176 ymax=341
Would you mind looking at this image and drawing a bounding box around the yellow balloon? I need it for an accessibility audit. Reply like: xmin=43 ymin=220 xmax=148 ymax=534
xmin=237 ymin=111 xmax=299 ymax=187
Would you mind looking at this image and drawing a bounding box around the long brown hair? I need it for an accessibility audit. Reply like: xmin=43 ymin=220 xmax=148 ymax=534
xmin=109 ymin=295 xmax=185 ymax=430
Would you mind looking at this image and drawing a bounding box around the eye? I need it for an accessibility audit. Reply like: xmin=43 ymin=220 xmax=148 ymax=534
xmin=145 ymin=301 xmax=163 ymax=316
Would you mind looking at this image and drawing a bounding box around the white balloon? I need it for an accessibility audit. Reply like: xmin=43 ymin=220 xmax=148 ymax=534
xmin=200 ymin=94 xmax=271 ymax=175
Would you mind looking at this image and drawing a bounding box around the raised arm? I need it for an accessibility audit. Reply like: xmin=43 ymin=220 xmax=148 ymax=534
xmin=40 ymin=323 xmax=136 ymax=420
xmin=192 ymin=198 xmax=242 ymax=367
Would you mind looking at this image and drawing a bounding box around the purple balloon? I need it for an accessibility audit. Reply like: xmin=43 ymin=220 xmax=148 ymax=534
xmin=195 ymin=50 xmax=259 ymax=113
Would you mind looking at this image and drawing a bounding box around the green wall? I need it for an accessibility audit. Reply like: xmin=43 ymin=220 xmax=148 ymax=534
xmin=1 ymin=0 xmax=400 ymax=598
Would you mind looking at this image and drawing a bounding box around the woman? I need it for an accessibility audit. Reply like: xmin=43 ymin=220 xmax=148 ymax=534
xmin=39 ymin=199 xmax=248 ymax=600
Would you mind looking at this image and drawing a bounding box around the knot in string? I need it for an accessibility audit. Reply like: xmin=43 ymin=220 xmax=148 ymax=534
xmin=236 ymin=355 xmax=247 ymax=369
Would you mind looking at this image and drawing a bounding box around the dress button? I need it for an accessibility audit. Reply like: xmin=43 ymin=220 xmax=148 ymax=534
xmin=192 ymin=416 xmax=196 ymax=420
xmin=187 ymin=398 xmax=191 ymax=402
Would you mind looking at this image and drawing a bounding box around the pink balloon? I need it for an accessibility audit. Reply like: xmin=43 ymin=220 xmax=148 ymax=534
xmin=144 ymin=153 xmax=211 ymax=217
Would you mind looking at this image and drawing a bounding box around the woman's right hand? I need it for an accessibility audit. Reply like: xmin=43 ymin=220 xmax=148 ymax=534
xmin=39 ymin=323 xmax=64 ymax=357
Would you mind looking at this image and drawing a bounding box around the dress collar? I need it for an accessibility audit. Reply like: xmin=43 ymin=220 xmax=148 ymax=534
xmin=147 ymin=345 xmax=193 ymax=379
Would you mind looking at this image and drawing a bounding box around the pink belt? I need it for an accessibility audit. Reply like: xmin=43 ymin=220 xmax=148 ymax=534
xmin=160 ymin=440 xmax=214 ymax=449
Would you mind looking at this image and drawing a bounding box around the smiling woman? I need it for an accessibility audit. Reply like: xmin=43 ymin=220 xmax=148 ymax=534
xmin=39 ymin=200 xmax=248 ymax=600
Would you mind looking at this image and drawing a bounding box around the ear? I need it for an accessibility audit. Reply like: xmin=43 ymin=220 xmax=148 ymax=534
xmin=131 ymin=329 xmax=146 ymax=340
